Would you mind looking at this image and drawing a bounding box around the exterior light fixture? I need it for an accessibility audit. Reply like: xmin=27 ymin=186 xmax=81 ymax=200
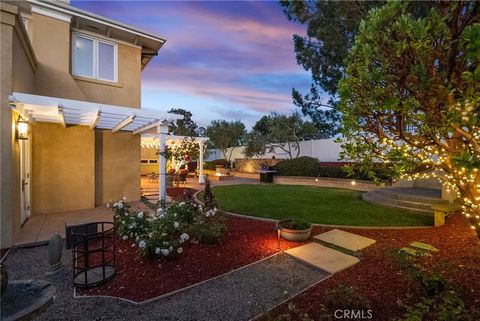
xmin=351 ymin=180 xmax=357 ymax=186
xmin=17 ymin=116 xmax=29 ymax=140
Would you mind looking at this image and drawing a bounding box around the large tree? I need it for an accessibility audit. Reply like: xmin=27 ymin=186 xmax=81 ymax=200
xmin=206 ymin=120 xmax=246 ymax=165
xmin=339 ymin=1 xmax=480 ymax=231
xmin=167 ymin=108 xmax=198 ymax=137
xmin=245 ymin=112 xmax=316 ymax=159
xmin=280 ymin=1 xmax=382 ymax=137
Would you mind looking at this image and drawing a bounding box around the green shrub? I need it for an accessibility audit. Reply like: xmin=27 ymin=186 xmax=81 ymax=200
xmin=272 ymin=156 xmax=320 ymax=177
xmin=319 ymin=286 xmax=372 ymax=320
xmin=279 ymin=218 xmax=311 ymax=230
xmin=272 ymin=157 xmax=392 ymax=181
xmin=204 ymin=162 xmax=216 ymax=170
xmin=188 ymin=220 xmax=227 ymax=245
xmin=398 ymin=291 xmax=466 ymax=321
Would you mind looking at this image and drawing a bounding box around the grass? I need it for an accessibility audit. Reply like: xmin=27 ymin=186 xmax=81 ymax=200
xmin=199 ymin=184 xmax=433 ymax=227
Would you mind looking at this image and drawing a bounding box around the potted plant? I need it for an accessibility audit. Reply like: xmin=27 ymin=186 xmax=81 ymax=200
xmin=278 ymin=218 xmax=312 ymax=242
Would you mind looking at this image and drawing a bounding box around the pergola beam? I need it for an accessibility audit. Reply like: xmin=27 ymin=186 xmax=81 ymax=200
xmin=58 ymin=106 xmax=66 ymax=128
xmin=132 ymin=119 xmax=162 ymax=135
xmin=89 ymin=109 xmax=100 ymax=130
xmin=112 ymin=114 xmax=135 ymax=133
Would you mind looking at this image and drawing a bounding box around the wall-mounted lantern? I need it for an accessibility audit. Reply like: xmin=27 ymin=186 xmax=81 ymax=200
xmin=17 ymin=116 xmax=29 ymax=140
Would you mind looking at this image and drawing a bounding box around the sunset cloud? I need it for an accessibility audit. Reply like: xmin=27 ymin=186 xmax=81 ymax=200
xmin=71 ymin=0 xmax=311 ymax=128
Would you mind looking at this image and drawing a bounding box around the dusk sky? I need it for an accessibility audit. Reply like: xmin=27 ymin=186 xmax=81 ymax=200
xmin=71 ymin=0 xmax=313 ymax=128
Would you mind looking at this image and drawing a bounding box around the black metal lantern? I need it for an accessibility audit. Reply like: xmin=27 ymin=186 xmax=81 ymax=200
xmin=17 ymin=117 xmax=28 ymax=140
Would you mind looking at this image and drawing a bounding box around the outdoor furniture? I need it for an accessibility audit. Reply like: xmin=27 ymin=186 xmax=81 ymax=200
xmin=72 ymin=222 xmax=116 ymax=288
xmin=149 ymin=172 xmax=158 ymax=183
xmin=431 ymin=204 xmax=462 ymax=227
xmin=259 ymin=170 xmax=276 ymax=183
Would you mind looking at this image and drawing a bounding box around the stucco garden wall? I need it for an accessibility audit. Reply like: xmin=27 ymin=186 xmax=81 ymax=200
xmin=234 ymin=158 xmax=281 ymax=173
xmin=273 ymin=176 xmax=381 ymax=192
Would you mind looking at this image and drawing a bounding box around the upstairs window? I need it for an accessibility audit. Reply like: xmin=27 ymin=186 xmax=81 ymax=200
xmin=72 ymin=33 xmax=117 ymax=82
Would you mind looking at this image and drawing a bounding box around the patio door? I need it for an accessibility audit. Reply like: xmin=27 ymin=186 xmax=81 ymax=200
xmin=20 ymin=138 xmax=31 ymax=225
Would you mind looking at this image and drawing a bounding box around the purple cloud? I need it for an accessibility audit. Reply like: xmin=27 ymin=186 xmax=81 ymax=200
xmin=71 ymin=0 xmax=311 ymax=127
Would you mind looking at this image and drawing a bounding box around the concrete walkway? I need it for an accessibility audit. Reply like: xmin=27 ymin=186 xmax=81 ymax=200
xmin=13 ymin=201 xmax=149 ymax=247
xmin=4 ymin=247 xmax=330 ymax=321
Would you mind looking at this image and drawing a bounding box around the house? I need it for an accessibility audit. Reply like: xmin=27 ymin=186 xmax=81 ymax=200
xmin=0 ymin=0 xmax=173 ymax=248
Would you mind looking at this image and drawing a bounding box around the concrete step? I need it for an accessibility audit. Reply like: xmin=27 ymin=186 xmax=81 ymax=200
xmin=375 ymin=188 xmax=446 ymax=203
xmin=362 ymin=188 xmax=446 ymax=213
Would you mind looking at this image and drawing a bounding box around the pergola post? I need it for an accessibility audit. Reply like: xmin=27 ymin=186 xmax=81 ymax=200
xmin=158 ymin=122 xmax=168 ymax=201
xmin=198 ymin=141 xmax=205 ymax=184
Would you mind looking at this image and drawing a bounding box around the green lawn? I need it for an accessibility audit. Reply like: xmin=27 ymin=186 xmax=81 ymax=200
xmin=200 ymin=184 xmax=433 ymax=227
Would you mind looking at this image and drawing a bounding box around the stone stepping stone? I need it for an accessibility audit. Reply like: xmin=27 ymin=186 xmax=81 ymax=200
xmin=400 ymin=247 xmax=431 ymax=257
xmin=285 ymin=243 xmax=360 ymax=274
xmin=313 ymin=229 xmax=376 ymax=252
xmin=409 ymin=241 xmax=439 ymax=252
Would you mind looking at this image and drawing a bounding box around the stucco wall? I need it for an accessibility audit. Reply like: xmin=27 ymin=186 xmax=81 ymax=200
xmin=235 ymin=158 xmax=281 ymax=173
xmin=32 ymin=123 xmax=95 ymax=213
xmin=74 ymin=43 xmax=141 ymax=107
xmin=1 ymin=3 xmax=37 ymax=248
xmin=141 ymin=147 xmax=158 ymax=175
xmin=95 ymin=130 xmax=140 ymax=205
xmin=31 ymin=13 xmax=141 ymax=107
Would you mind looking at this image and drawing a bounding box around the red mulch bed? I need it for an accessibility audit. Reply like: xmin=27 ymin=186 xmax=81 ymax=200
xmin=167 ymin=187 xmax=197 ymax=200
xmin=260 ymin=214 xmax=480 ymax=321
xmin=79 ymin=216 xmax=303 ymax=302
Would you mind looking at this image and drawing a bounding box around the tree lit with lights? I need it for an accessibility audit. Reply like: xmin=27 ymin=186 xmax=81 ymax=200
xmin=339 ymin=2 xmax=480 ymax=231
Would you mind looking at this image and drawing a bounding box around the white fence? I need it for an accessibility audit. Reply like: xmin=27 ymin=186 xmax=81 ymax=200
xmin=206 ymin=138 xmax=344 ymax=162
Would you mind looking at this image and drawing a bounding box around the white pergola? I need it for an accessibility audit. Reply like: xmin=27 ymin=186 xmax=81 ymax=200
xmin=141 ymin=133 xmax=209 ymax=185
xmin=9 ymin=92 xmax=180 ymax=201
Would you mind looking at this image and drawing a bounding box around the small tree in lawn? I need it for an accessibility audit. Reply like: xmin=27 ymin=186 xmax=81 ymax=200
xmin=245 ymin=112 xmax=316 ymax=159
xmin=338 ymin=1 xmax=480 ymax=231
xmin=206 ymin=120 xmax=246 ymax=166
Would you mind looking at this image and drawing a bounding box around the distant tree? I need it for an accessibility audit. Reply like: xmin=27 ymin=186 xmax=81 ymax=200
xmin=280 ymin=1 xmax=383 ymax=138
xmin=292 ymin=86 xmax=341 ymax=138
xmin=338 ymin=1 xmax=480 ymax=230
xmin=206 ymin=120 xmax=246 ymax=165
xmin=245 ymin=112 xmax=316 ymax=159
xmin=168 ymin=108 xmax=198 ymax=137
xmin=196 ymin=126 xmax=207 ymax=137
xmin=281 ymin=1 xmax=431 ymax=138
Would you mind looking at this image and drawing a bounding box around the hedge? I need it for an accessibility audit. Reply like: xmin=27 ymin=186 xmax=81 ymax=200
xmin=204 ymin=159 xmax=232 ymax=170
xmin=271 ymin=156 xmax=391 ymax=182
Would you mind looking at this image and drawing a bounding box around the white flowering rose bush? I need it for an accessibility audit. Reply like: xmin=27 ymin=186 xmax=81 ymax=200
xmin=111 ymin=198 xmax=227 ymax=259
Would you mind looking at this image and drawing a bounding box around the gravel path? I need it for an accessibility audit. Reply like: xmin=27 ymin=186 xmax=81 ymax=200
xmin=3 ymin=245 xmax=330 ymax=321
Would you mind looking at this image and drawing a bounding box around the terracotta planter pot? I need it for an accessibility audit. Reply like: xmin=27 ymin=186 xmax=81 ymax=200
xmin=279 ymin=224 xmax=312 ymax=242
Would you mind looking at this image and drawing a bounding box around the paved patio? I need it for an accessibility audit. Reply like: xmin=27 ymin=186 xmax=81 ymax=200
xmin=13 ymin=201 xmax=150 ymax=247
xmin=140 ymin=175 xmax=261 ymax=200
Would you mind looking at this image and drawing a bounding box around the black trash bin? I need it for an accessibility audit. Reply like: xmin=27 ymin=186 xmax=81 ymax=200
xmin=259 ymin=170 xmax=276 ymax=183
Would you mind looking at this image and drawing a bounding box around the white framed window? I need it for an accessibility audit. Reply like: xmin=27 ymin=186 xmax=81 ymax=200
xmin=72 ymin=32 xmax=117 ymax=82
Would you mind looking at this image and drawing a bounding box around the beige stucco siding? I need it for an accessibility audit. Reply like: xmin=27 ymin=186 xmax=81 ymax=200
xmin=32 ymin=123 xmax=95 ymax=213
xmin=31 ymin=13 xmax=87 ymax=101
xmin=31 ymin=13 xmax=141 ymax=107
xmin=75 ymin=43 xmax=141 ymax=107
xmin=95 ymin=130 xmax=140 ymax=205
xmin=12 ymin=28 xmax=35 ymax=93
